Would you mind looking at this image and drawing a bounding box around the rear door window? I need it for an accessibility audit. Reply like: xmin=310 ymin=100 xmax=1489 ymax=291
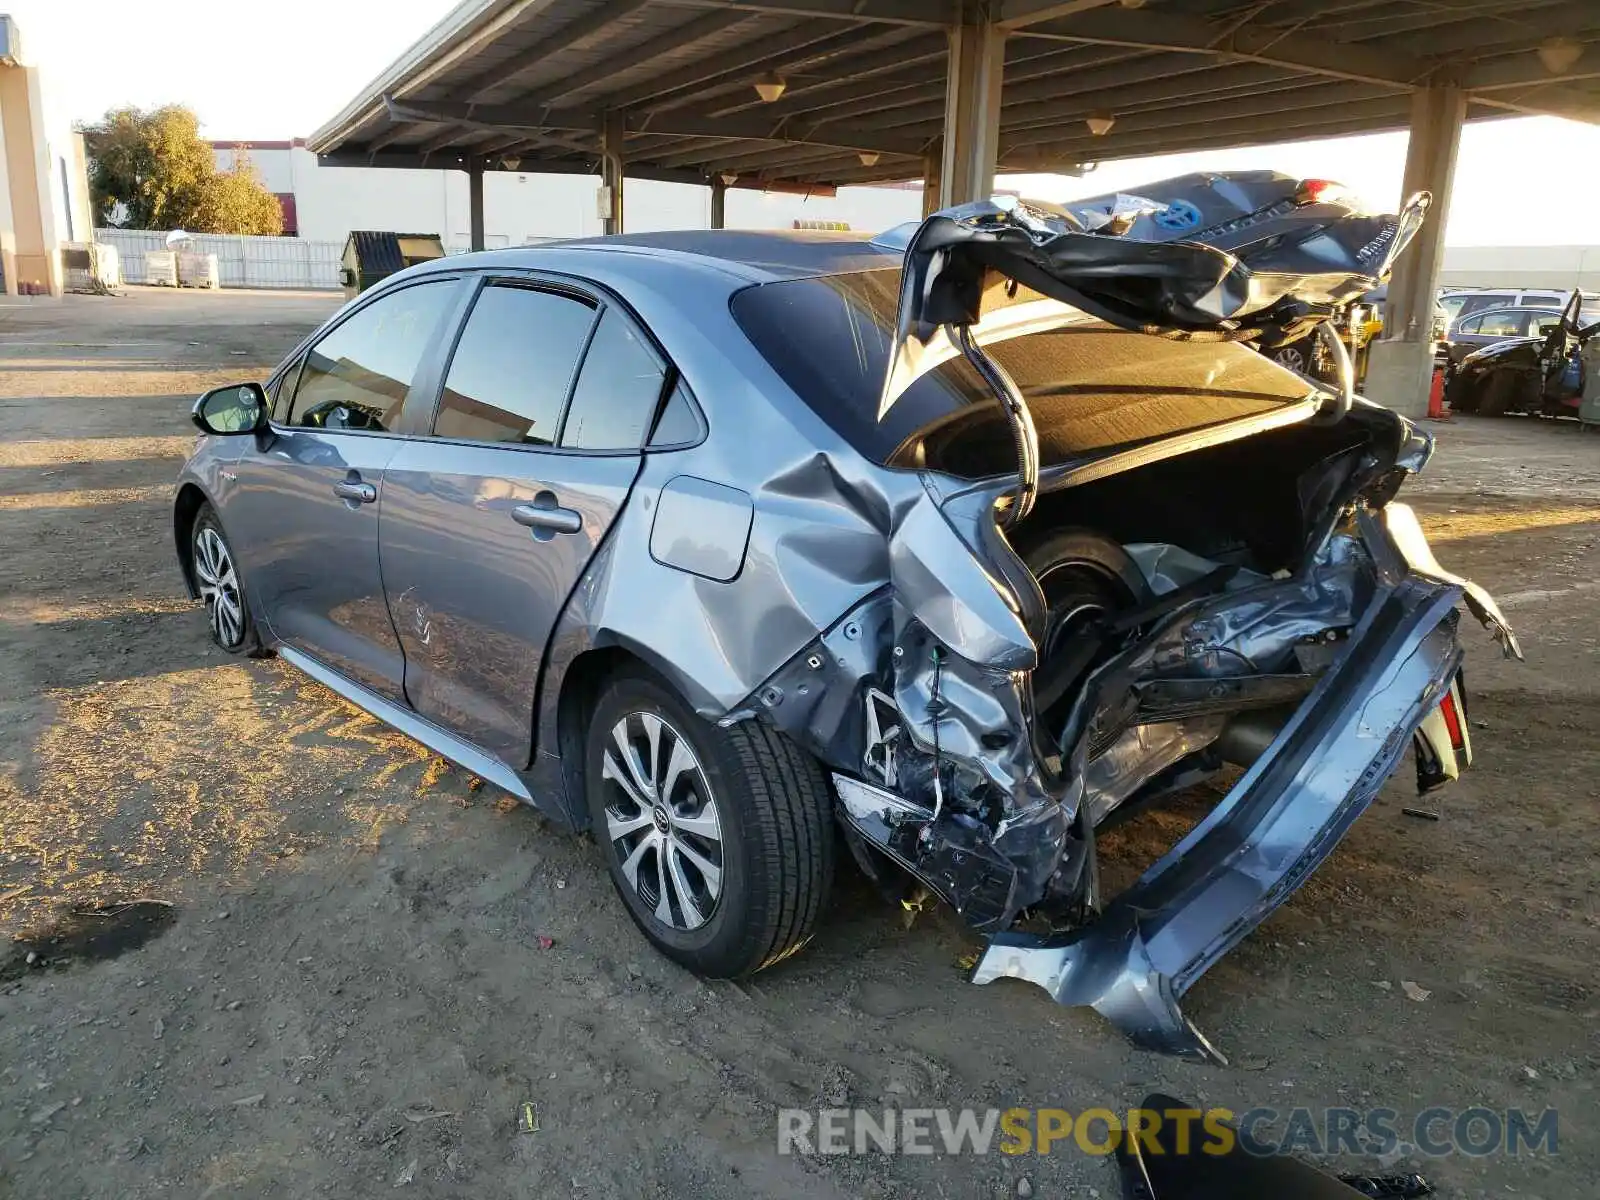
xmin=558 ymin=307 xmax=669 ymax=450
xmin=1456 ymin=293 xmax=1514 ymax=320
xmin=1475 ymin=311 xmax=1529 ymax=338
xmin=434 ymin=284 xmax=598 ymax=445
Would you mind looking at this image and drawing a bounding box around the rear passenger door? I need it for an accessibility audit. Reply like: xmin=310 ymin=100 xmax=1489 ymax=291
xmin=378 ymin=275 xmax=690 ymax=767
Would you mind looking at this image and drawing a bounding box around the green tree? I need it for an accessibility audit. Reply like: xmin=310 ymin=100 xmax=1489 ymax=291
xmin=197 ymin=148 xmax=285 ymax=236
xmin=82 ymin=106 xmax=283 ymax=236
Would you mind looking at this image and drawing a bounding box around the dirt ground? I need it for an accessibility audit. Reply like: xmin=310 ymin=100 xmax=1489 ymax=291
xmin=1 ymin=288 xmax=1596 ymax=1199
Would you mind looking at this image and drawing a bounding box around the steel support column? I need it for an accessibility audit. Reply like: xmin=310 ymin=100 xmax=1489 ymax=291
xmin=710 ymin=177 xmax=727 ymax=229
xmin=467 ymin=162 xmax=486 ymax=251
xmin=940 ymin=5 xmax=1005 ymax=207
xmin=1364 ymin=85 xmax=1465 ymax=418
xmin=601 ymin=110 xmax=625 ymax=236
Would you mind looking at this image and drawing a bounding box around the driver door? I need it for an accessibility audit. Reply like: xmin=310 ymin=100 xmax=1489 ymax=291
xmin=225 ymin=277 xmax=464 ymax=701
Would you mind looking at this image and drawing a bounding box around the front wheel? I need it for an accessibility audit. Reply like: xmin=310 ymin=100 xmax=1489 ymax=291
xmin=192 ymin=503 xmax=261 ymax=654
xmin=1446 ymin=371 xmax=1479 ymax=414
xmin=1270 ymin=340 xmax=1311 ymax=375
xmin=585 ymin=670 xmax=835 ymax=978
xmin=1479 ymin=370 xmax=1520 ymax=416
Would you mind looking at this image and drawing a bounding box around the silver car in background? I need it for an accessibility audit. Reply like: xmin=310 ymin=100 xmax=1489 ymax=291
xmin=175 ymin=205 xmax=1516 ymax=1061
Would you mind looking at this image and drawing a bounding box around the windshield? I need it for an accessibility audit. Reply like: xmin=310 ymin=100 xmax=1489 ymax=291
xmin=731 ymin=267 xmax=1318 ymax=480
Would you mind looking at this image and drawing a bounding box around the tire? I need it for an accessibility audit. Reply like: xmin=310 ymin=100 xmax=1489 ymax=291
xmin=1270 ymin=341 xmax=1311 ymax=375
xmin=191 ymin=503 xmax=261 ymax=655
xmin=1017 ymin=528 xmax=1150 ymax=657
xmin=1015 ymin=529 xmax=1150 ymax=727
xmin=585 ymin=670 xmax=835 ymax=978
xmin=1446 ymin=371 xmax=1479 ymax=414
xmin=1479 ymin=371 xmax=1519 ymax=417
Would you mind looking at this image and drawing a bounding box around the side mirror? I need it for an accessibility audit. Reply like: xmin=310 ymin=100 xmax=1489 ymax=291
xmin=192 ymin=383 xmax=268 ymax=435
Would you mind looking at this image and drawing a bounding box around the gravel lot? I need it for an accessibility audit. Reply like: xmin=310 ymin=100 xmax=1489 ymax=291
xmin=1 ymin=288 xmax=1596 ymax=1198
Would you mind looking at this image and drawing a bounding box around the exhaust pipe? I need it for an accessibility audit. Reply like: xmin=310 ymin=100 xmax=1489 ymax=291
xmin=1215 ymin=706 xmax=1296 ymax=768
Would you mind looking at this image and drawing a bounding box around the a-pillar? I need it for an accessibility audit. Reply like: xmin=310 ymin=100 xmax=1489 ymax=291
xmin=710 ymin=176 xmax=726 ymax=229
xmin=939 ymin=2 xmax=1005 ymax=208
xmin=467 ymin=161 xmax=485 ymax=251
xmin=601 ymin=110 xmax=625 ymax=236
xmin=1363 ymin=85 xmax=1465 ymax=418
xmin=0 ymin=61 xmax=62 ymax=296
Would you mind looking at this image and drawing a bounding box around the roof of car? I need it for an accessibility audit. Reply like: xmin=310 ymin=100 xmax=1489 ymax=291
xmin=421 ymin=229 xmax=900 ymax=285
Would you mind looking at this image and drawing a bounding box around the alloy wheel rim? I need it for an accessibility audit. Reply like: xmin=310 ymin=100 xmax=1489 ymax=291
xmin=600 ymin=712 xmax=724 ymax=930
xmin=194 ymin=526 xmax=244 ymax=647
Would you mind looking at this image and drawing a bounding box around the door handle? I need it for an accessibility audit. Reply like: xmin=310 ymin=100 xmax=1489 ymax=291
xmin=512 ymin=501 xmax=582 ymax=535
xmin=333 ymin=479 xmax=377 ymax=504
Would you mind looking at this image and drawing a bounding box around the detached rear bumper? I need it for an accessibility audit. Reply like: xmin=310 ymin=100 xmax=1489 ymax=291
xmin=972 ymin=572 xmax=1468 ymax=1062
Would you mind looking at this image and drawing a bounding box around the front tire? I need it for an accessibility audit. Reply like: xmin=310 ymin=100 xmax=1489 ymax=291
xmin=192 ymin=503 xmax=261 ymax=654
xmin=1270 ymin=340 xmax=1311 ymax=375
xmin=585 ymin=671 xmax=835 ymax=978
xmin=1479 ymin=370 xmax=1519 ymax=416
xmin=1446 ymin=371 xmax=1479 ymax=414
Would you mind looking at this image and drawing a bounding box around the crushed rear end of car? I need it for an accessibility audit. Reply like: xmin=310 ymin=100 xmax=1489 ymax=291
xmin=739 ymin=192 xmax=1518 ymax=1060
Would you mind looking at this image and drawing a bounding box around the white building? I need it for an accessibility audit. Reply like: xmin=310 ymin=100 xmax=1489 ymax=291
xmin=211 ymin=140 xmax=921 ymax=249
xmin=1438 ymin=245 xmax=1600 ymax=293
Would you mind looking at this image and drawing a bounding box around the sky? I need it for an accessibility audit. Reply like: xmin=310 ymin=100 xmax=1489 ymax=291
xmin=11 ymin=0 xmax=1600 ymax=246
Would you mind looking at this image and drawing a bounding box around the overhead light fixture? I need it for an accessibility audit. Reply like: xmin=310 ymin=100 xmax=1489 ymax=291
xmin=501 ymin=156 xmax=521 ymax=171
xmin=1537 ymin=36 xmax=1583 ymax=75
xmin=1085 ymin=110 xmax=1116 ymax=137
xmin=857 ymin=151 xmax=880 ymax=167
xmin=720 ymin=172 xmax=738 ymax=186
xmin=1118 ymin=0 xmax=1147 ymax=7
xmin=753 ymin=72 xmax=787 ymax=103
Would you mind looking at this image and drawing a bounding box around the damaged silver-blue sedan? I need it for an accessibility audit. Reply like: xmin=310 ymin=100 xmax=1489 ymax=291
xmin=173 ymin=175 xmax=1517 ymax=1062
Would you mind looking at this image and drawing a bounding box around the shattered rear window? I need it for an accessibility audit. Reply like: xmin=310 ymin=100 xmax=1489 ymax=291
xmin=731 ymin=267 xmax=1317 ymax=479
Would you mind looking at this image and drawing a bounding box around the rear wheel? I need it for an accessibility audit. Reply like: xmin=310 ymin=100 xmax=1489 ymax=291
xmin=585 ymin=670 xmax=835 ymax=978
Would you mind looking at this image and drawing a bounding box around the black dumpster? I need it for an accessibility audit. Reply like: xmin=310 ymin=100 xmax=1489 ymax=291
xmin=338 ymin=231 xmax=446 ymax=298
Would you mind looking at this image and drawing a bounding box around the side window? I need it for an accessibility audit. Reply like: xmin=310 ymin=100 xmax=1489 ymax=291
xmin=434 ymin=284 xmax=597 ymax=445
xmin=289 ymin=281 xmax=455 ymax=432
xmin=1459 ymin=293 xmax=1511 ymax=320
xmin=559 ymin=308 xmax=668 ymax=450
xmin=268 ymin=360 xmax=298 ymax=423
xmin=649 ymin=378 xmax=701 ymax=447
xmin=1455 ymin=314 xmax=1481 ymax=334
xmin=1477 ymin=312 xmax=1525 ymax=337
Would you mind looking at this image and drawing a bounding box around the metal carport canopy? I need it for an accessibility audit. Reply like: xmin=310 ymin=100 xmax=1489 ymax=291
xmin=308 ymin=0 xmax=1600 ymax=206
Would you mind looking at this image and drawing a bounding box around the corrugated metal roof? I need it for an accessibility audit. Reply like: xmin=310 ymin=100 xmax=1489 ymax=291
xmin=309 ymin=0 xmax=1600 ymax=190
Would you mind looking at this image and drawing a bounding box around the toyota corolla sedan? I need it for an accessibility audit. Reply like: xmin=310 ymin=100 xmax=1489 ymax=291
xmin=175 ymin=202 xmax=1516 ymax=1061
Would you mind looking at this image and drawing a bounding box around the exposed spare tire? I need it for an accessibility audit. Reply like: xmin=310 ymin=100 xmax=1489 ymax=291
xmin=1014 ymin=529 xmax=1152 ymax=733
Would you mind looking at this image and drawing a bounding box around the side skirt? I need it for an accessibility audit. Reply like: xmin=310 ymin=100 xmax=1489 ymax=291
xmin=278 ymin=646 xmax=535 ymax=805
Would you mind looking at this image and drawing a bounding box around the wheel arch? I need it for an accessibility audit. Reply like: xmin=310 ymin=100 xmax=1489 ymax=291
xmin=540 ymin=636 xmax=721 ymax=831
xmin=173 ymin=482 xmax=211 ymax=598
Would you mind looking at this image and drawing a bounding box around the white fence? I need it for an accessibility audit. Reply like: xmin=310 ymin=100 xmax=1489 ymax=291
xmin=95 ymin=229 xmax=343 ymax=290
